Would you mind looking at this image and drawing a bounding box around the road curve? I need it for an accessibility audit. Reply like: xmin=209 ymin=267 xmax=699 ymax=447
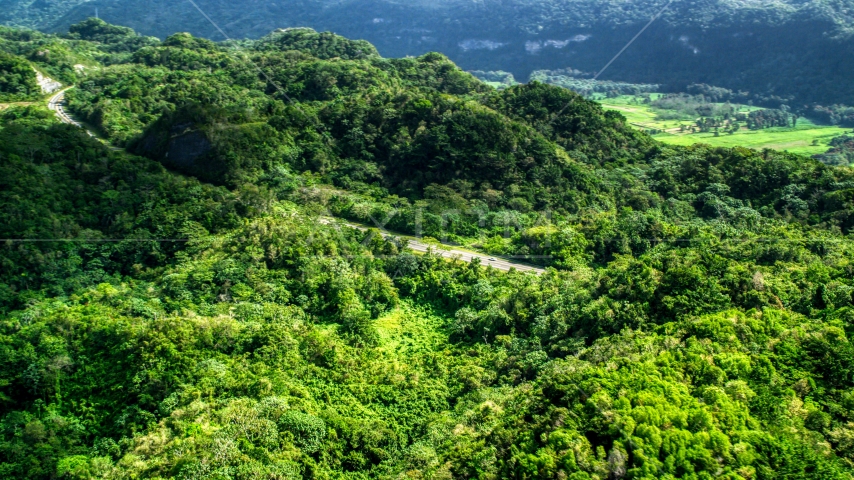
xmin=48 ymin=88 xmax=94 ymax=136
xmin=44 ymin=89 xmax=546 ymax=277
xmin=321 ymin=217 xmax=547 ymax=275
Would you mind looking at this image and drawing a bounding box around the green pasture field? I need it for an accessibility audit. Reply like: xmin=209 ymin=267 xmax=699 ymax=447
xmin=598 ymin=95 xmax=851 ymax=156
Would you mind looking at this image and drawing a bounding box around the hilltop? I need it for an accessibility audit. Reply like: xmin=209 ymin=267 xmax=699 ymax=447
xmin=4 ymin=0 xmax=854 ymax=104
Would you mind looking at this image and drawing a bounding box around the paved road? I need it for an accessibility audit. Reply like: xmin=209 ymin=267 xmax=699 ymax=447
xmin=321 ymin=217 xmax=546 ymax=274
xmin=48 ymin=88 xmax=91 ymax=134
xmin=49 ymin=88 xmax=121 ymax=151
xmin=44 ymin=88 xmax=545 ymax=276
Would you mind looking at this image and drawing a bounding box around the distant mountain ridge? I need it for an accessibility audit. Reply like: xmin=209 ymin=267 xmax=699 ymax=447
xmin=12 ymin=0 xmax=854 ymax=34
xmin=4 ymin=0 xmax=854 ymax=104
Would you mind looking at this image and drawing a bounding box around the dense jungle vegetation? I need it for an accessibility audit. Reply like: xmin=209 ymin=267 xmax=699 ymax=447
xmin=525 ymin=71 xmax=660 ymax=99
xmin=3 ymin=19 xmax=854 ymax=479
xmin=817 ymin=135 xmax=854 ymax=166
xmin=6 ymin=0 xmax=854 ymax=106
xmin=0 ymin=49 xmax=38 ymax=100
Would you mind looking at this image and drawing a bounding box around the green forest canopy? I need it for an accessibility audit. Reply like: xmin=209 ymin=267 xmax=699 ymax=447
xmin=0 ymin=49 xmax=38 ymax=100
xmin=2 ymin=20 xmax=854 ymax=479
xmin=5 ymin=0 xmax=854 ymax=106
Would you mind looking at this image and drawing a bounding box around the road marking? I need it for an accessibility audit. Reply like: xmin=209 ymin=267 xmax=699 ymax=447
xmin=48 ymin=88 xmax=89 ymax=133
xmin=49 ymin=88 xmax=122 ymax=152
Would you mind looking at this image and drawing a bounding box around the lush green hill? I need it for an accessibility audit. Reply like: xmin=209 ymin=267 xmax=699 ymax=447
xmin=3 ymin=21 xmax=854 ymax=479
xmin=4 ymin=0 xmax=854 ymax=105
xmin=0 ymin=50 xmax=39 ymax=100
xmin=0 ymin=0 xmax=90 ymax=30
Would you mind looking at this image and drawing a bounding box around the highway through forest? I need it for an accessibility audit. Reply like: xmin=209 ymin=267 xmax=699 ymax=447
xmin=321 ymin=218 xmax=547 ymax=274
xmin=45 ymin=83 xmax=547 ymax=275
xmin=48 ymin=88 xmax=87 ymax=130
xmin=49 ymin=88 xmax=121 ymax=150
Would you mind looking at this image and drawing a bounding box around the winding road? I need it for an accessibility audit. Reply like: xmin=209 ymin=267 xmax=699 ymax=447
xmin=44 ymin=82 xmax=546 ymax=275
xmin=321 ymin=218 xmax=547 ymax=274
xmin=48 ymin=88 xmax=92 ymax=134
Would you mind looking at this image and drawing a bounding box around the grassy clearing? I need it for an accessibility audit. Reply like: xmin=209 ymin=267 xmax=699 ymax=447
xmin=657 ymin=122 xmax=850 ymax=155
xmin=599 ymin=95 xmax=851 ymax=156
xmin=0 ymin=102 xmax=35 ymax=111
xmin=374 ymin=303 xmax=447 ymax=356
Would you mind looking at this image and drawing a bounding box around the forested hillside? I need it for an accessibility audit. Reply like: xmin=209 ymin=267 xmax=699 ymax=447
xmin=0 ymin=0 xmax=89 ymax=30
xmin=4 ymin=0 xmax=854 ymax=105
xmin=0 ymin=50 xmax=38 ymax=100
xmin=3 ymin=20 xmax=854 ymax=479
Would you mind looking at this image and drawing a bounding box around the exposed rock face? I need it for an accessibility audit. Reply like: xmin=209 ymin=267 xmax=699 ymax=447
xmin=164 ymin=127 xmax=212 ymax=170
xmin=35 ymin=70 xmax=61 ymax=94
xmin=133 ymin=121 xmax=214 ymax=178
